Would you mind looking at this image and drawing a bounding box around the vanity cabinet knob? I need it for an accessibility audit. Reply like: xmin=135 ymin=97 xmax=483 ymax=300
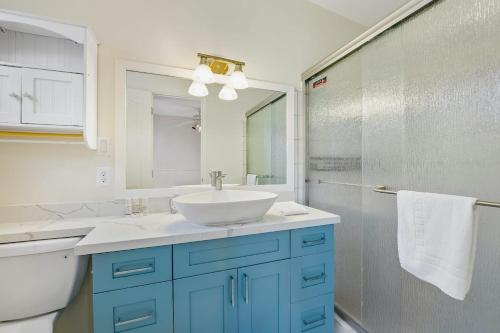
xmin=9 ymin=92 xmax=20 ymax=100
xmin=22 ymin=93 xmax=35 ymax=101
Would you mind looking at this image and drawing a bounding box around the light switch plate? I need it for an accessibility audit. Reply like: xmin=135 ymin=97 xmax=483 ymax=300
xmin=97 ymin=137 xmax=111 ymax=156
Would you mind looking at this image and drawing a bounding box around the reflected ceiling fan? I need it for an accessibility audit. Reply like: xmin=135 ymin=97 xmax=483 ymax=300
xmin=175 ymin=112 xmax=201 ymax=132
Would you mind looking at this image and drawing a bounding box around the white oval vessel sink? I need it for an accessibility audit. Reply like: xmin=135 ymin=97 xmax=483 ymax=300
xmin=173 ymin=190 xmax=278 ymax=225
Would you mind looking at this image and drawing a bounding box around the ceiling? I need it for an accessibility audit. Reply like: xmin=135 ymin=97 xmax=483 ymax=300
xmin=307 ymin=0 xmax=413 ymax=26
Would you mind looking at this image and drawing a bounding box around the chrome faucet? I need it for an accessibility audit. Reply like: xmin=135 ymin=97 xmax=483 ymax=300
xmin=209 ymin=171 xmax=226 ymax=191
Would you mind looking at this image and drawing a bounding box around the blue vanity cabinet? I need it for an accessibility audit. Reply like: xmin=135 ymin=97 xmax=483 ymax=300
xmin=291 ymin=294 xmax=333 ymax=333
xmin=173 ymin=231 xmax=290 ymax=278
xmin=93 ymin=281 xmax=173 ymax=333
xmin=173 ymin=269 xmax=238 ymax=333
xmin=238 ymin=260 xmax=291 ymax=333
xmin=91 ymin=225 xmax=335 ymax=333
xmin=290 ymin=225 xmax=335 ymax=333
xmin=91 ymin=245 xmax=173 ymax=333
xmin=92 ymin=246 xmax=172 ymax=293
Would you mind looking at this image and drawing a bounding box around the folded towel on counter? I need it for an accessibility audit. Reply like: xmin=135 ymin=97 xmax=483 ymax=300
xmin=274 ymin=201 xmax=309 ymax=216
xmin=246 ymin=174 xmax=258 ymax=185
xmin=397 ymin=190 xmax=478 ymax=300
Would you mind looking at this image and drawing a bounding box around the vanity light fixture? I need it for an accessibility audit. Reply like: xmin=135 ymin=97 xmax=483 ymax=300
xmin=193 ymin=56 xmax=215 ymax=84
xmin=188 ymin=81 xmax=209 ymax=97
xmin=230 ymin=64 xmax=249 ymax=90
xmin=188 ymin=53 xmax=248 ymax=100
xmin=218 ymin=84 xmax=238 ymax=101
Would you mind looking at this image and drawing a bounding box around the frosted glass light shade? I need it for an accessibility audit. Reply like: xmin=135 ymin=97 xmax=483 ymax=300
xmin=218 ymin=84 xmax=238 ymax=101
xmin=230 ymin=70 xmax=249 ymax=89
xmin=193 ymin=64 xmax=215 ymax=84
xmin=188 ymin=81 xmax=208 ymax=97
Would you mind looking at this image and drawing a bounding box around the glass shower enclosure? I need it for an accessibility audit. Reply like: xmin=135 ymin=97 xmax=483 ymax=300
xmin=306 ymin=0 xmax=500 ymax=331
xmin=247 ymin=94 xmax=287 ymax=185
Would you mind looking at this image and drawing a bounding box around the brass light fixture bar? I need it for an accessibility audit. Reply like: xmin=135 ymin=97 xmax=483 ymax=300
xmin=197 ymin=53 xmax=245 ymax=75
xmin=197 ymin=53 xmax=245 ymax=66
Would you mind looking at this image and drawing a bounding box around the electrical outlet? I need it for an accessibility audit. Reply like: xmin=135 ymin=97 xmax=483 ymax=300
xmin=96 ymin=167 xmax=111 ymax=186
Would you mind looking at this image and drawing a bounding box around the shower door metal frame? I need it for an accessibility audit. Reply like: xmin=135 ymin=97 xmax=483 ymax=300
xmin=302 ymin=0 xmax=436 ymax=82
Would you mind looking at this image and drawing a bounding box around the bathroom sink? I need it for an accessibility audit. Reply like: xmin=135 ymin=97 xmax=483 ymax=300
xmin=172 ymin=190 xmax=278 ymax=225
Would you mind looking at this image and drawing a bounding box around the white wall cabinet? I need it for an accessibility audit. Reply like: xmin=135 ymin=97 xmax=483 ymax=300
xmin=0 ymin=9 xmax=98 ymax=149
xmin=21 ymin=68 xmax=83 ymax=126
xmin=0 ymin=65 xmax=21 ymax=124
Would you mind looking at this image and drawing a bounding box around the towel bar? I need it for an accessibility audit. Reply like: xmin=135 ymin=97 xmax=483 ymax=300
xmin=374 ymin=186 xmax=500 ymax=208
xmin=315 ymin=180 xmax=500 ymax=208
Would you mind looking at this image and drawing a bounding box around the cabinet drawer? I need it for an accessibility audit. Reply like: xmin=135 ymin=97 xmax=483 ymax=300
xmin=173 ymin=231 xmax=290 ymax=278
xmin=291 ymin=225 xmax=333 ymax=257
xmin=93 ymin=281 xmax=173 ymax=333
xmin=291 ymin=294 xmax=333 ymax=333
xmin=291 ymin=251 xmax=334 ymax=302
xmin=92 ymin=246 xmax=172 ymax=293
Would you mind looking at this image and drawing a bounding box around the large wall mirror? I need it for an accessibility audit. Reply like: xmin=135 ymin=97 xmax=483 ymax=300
xmin=115 ymin=61 xmax=295 ymax=197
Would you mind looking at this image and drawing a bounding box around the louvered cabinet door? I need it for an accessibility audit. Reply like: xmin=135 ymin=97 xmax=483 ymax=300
xmin=21 ymin=68 xmax=83 ymax=126
xmin=0 ymin=65 xmax=21 ymax=124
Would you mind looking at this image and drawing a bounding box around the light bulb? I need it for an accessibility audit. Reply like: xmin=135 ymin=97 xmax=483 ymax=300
xmin=188 ymin=81 xmax=208 ymax=97
xmin=218 ymin=84 xmax=238 ymax=101
xmin=230 ymin=68 xmax=248 ymax=89
xmin=193 ymin=63 xmax=215 ymax=84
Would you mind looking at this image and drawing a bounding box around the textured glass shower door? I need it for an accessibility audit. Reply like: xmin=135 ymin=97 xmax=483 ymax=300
xmin=247 ymin=95 xmax=286 ymax=185
xmin=306 ymin=0 xmax=500 ymax=332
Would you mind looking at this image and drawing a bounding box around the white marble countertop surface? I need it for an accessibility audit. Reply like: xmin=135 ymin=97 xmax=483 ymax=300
xmin=0 ymin=204 xmax=340 ymax=255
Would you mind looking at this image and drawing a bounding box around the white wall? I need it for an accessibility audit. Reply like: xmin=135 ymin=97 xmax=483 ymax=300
xmin=126 ymin=88 xmax=154 ymax=189
xmin=153 ymin=114 xmax=201 ymax=187
xmin=203 ymin=85 xmax=275 ymax=185
xmin=0 ymin=0 xmax=365 ymax=205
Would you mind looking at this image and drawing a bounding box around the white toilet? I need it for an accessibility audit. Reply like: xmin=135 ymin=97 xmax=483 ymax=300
xmin=0 ymin=237 xmax=88 ymax=333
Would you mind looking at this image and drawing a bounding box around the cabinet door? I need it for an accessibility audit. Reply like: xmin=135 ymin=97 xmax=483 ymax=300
xmin=0 ymin=65 xmax=21 ymax=124
xmin=21 ymin=68 xmax=83 ymax=126
xmin=174 ymin=269 xmax=238 ymax=333
xmin=238 ymin=260 xmax=291 ymax=333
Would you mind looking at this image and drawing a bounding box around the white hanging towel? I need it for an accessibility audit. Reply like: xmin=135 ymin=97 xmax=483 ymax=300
xmin=397 ymin=190 xmax=478 ymax=300
xmin=246 ymin=174 xmax=258 ymax=185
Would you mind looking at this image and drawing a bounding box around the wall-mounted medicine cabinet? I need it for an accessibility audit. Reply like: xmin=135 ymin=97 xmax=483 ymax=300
xmin=0 ymin=9 xmax=97 ymax=149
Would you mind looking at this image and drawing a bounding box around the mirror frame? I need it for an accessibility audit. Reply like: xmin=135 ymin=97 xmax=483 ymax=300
xmin=115 ymin=60 xmax=296 ymax=198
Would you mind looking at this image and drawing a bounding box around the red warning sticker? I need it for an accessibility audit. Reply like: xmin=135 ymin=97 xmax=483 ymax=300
xmin=312 ymin=76 xmax=327 ymax=89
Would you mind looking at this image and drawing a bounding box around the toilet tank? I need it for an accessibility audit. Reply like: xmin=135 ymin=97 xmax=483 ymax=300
xmin=0 ymin=237 xmax=88 ymax=322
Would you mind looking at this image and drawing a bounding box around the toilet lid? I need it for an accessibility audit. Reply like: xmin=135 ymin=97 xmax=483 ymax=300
xmin=0 ymin=312 xmax=58 ymax=333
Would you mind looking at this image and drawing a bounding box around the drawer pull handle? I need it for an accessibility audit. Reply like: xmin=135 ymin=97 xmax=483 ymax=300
xmin=113 ymin=265 xmax=153 ymax=277
xmin=302 ymin=272 xmax=326 ymax=282
xmin=115 ymin=313 xmax=153 ymax=327
xmin=229 ymin=275 xmax=235 ymax=307
xmin=243 ymin=273 xmax=249 ymax=304
xmin=303 ymin=314 xmax=326 ymax=326
xmin=302 ymin=236 xmax=325 ymax=247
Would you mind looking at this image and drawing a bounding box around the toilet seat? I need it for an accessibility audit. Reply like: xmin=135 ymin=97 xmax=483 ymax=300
xmin=0 ymin=312 xmax=58 ymax=333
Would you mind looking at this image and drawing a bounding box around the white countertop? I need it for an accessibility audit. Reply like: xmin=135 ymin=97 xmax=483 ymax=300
xmin=0 ymin=204 xmax=340 ymax=255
